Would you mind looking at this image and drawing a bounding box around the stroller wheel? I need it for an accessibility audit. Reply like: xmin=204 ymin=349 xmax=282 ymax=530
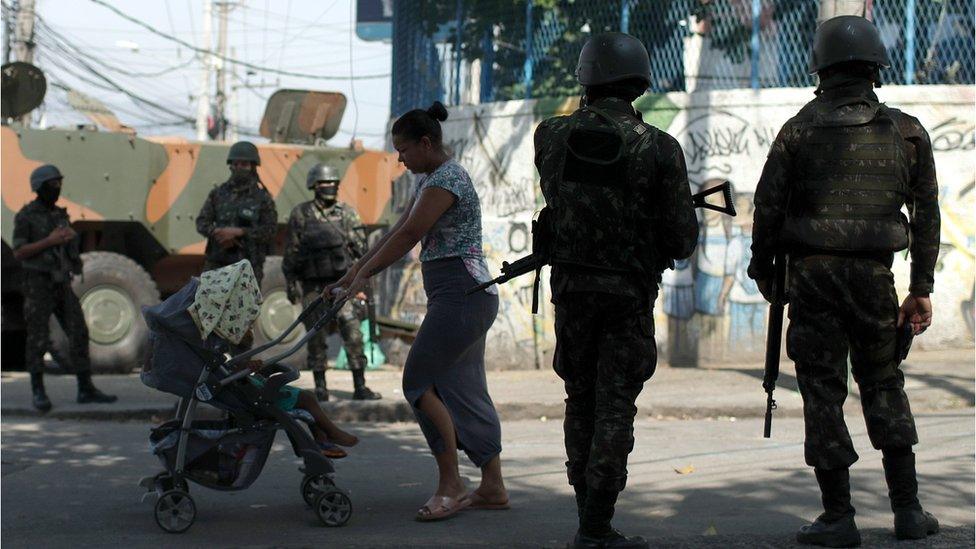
xmin=154 ymin=490 xmax=196 ymax=534
xmin=301 ymin=474 xmax=335 ymax=507
xmin=314 ymin=488 xmax=352 ymax=527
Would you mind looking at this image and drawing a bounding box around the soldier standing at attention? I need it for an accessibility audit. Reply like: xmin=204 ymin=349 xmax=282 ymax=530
xmin=196 ymin=141 xmax=277 ymax=284
xmin=282 ymin=163 xmax=381 ymax=401
xmin=13 ymin=164 xmax=117 ymax=411
xmin=535 ymin=33 xmax=698 ymax=548
xmin=749 ymin=16 xmax=941 ymax=547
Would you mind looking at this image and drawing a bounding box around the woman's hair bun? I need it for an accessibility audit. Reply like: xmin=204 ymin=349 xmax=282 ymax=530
xmin=426 ymin=101 xmax=448 ymax=122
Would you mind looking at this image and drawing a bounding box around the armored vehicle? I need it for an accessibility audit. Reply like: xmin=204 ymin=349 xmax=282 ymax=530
xmin=1 ymin=68 xmax=403 ymax=371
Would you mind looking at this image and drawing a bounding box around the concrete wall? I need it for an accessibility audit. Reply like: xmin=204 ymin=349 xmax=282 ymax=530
xmin=380 ymin=85 xmax=975 ymax=368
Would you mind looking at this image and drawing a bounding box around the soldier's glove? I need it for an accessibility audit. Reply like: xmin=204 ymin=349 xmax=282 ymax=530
xmin=287 ymin=282 xmax=302 ymax=305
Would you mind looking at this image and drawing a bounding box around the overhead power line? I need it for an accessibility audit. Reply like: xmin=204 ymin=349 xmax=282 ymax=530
xmin=33 ymin=26 xmax=195 ymax=124
xmin=88 ymin=0 xmax=391 ymax=81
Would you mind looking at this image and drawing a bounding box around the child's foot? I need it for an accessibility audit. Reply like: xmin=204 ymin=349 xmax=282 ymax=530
xmin=326 ymin=428 xmax=359 ymax=448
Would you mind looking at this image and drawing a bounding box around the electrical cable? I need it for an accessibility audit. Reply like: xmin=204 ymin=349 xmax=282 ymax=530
xmin=275 ymin=0 xmax=292 ymax=78
xmin=348 ymin=0 xmax=359 ymax=140
xmin=88 ymin=0 xmax=390 ymax=81
xmin=36 ymin=26 xmax=194 ymax=111
xmin=36 ymin=34 xmax=195 ymax=123
xmin=34 ymin=19 xmax=196 ymax=93
xmin=46 ymin=77 xmax=190 ymax=126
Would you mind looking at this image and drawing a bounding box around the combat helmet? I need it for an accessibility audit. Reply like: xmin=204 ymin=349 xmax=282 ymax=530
xmin=226 ymin=141 xmax=261 ymax=166
xmin=575 ymin=32 xmax=651 ymax=87
xmin=30 ymin=164 xmax=63 ymax=191
xmin=809 ymin=15 xmax=890 ymax=74
xmin=306 ymin=163 xmax=341 ymax=189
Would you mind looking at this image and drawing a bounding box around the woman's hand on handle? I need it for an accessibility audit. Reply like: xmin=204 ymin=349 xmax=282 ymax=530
xmin=323 ymin=268 xmax=358 ymax=299
xmin=332 ymin=274 xmax=369 ymax=303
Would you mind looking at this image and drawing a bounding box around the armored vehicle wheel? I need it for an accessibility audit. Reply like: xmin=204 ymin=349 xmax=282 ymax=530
xmin=253 ymin=256 xmax=307 ymax=367
xmin=154 ymin=489 xmax=196 ymax=533
xmin=301 ymin=473 xmax=335 ymax=506
xmin=314 ymin=487 xmax=352 ymax=527
xmin=51 ymin=252 xmax=159 ymax=373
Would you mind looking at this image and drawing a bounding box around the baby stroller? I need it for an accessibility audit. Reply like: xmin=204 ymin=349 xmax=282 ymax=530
xmin=138 ymin=277 xmax=352 ymax=533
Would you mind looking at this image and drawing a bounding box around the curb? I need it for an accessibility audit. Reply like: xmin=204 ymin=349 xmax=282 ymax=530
xmin=0 ymin=402 xmax=807 ymax=422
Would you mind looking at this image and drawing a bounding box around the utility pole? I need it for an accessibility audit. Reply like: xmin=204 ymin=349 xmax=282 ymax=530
xmin=227 ymin=46 xmax=239 ymax=142
xmin=214 ymin=1 xmax=230 ymax=140
xmin=196 ymin=0 xmax=213 ymax=141
xmin=12 ymin=0 xmax=37 ymax=125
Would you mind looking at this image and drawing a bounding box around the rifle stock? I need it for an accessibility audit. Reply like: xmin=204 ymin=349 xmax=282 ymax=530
xmin=762 ymin=252 xmax=787 ymax=438
xmin=466 ymin=182 xmax=738 ymax=296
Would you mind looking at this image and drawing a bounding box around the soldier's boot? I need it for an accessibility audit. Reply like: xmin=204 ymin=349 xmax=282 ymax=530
xmin=30 ymin=372 xmax=52 ymax=413
xmin=76 ymin=372 xmax=118 ymax=404
xmin=313 ymin=370 xmax=329 ymax=402
xmin=797 ymin=468 xmax=861 ymax=547
xmin=569 ymin=489 xmax=648 ymax=549
xmin=882 ymin=447 xmax=939 ymax=540
xmin=351 ymin=367 xmax=381 ymax=400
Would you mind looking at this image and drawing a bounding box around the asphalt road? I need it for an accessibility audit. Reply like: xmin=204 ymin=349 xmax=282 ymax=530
xmin=2 ymin=413 xmax=973 ymax=548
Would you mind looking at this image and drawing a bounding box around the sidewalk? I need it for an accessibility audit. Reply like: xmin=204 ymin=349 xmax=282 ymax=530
xmin=2 ymin=348 xmax=972 ymax=422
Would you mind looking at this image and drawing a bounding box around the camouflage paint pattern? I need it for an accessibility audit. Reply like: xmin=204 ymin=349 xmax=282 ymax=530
xmin=1 ymin=124 xmax=403 ymax=257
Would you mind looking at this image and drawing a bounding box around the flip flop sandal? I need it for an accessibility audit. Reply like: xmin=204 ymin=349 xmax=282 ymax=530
xmin=415 ymin=493 xmax=472 ymax=522
xmin=317 ymin=441 xmax=347 ymax=459
xmin=461 ymin=492 xmax=510 ymax=511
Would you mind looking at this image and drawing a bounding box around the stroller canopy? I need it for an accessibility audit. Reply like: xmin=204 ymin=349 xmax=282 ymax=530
xmin=142 ymin=278 xmax=222 ymax=399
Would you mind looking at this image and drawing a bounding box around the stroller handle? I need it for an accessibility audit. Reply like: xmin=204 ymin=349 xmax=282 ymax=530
xmin=220 ymin=296 xmax=348 ymax=386
xmin=223 ymin=295 xmax=326 ymax=371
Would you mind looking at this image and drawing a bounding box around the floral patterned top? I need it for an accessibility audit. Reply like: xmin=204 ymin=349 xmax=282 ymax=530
xmin=414 ymin=160 xmax=496 ymax=294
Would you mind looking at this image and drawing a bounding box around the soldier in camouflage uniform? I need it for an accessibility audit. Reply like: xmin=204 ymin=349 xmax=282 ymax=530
xmin=196 ymin=141 xmax=277 ymax=285
xmin=749 ymin=16 xmax=941 ymax=547
xmin=12 ymin=164 xmax=117 ymax=412
xmin=535 ymin=33 xmax=698 ymax=549
xmin=282 ymin=163 xmax=381 ymax=401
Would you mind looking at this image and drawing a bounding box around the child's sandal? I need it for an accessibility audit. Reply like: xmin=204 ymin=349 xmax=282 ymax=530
xmin=318 ymin=441 xmax=347 ymax=459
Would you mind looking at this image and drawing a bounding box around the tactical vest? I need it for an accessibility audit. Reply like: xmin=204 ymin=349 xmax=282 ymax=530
xmin=782 ymin=100 xmax=911 ymax=252
xmin=299 ymin=204 xmax=352 ymax=281
xmin=215 ymin=195 xmax=261 ymax=228
xmin=539 ymin=105 xmax=658 ymax=275
xmin=207 ymin=184 xmax=266 ymax=265
xmin=19 ymin=205 xmax=80 ymax=281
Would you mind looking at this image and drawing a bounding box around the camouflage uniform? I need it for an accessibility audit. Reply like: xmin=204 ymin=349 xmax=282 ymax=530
xmin=535 ymin=97 xmax=699 ymax=497
xmin=749 ymin=78 xmax=940 ymax=470
xmin=282 ymin=200 xmax=368 ymax=374
xmin=195 ymin=175 xmax=277 ymax=284
xmin=12 ymin=199 xmax=89 ymax=375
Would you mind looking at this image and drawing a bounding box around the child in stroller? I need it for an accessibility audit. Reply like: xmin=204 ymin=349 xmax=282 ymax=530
xmin=140 ymin=260 xmax=357 ymax=532
xmin=235 ymin=333 xmax=358 ymax=459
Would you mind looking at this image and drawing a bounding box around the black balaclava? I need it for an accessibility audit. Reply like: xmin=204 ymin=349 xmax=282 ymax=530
xmin=230 ymin=164 xmax=255 ymax=185
xmin=315 ymin=182 xmax=339 ymax=206
xmin=37 ymin=180 xmax=61 ymax=207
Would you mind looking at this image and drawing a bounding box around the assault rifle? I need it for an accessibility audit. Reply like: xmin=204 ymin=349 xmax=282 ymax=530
xmin=763 ymin=251 xmax=787 ymax=438
xmin=466 ymin=182 xmax=737 ymax=300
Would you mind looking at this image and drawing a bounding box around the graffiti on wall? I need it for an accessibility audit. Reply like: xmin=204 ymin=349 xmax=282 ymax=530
xmin=377 ymin=85 xmax=975 ymax=368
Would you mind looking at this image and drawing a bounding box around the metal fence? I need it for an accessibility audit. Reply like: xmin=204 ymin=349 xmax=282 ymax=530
xmin=391 ymin=0 xmax=975 ymax=116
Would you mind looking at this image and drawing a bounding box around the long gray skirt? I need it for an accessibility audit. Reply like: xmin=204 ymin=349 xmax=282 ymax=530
xmin=402 ymin=257 xmax=501 ymax=467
